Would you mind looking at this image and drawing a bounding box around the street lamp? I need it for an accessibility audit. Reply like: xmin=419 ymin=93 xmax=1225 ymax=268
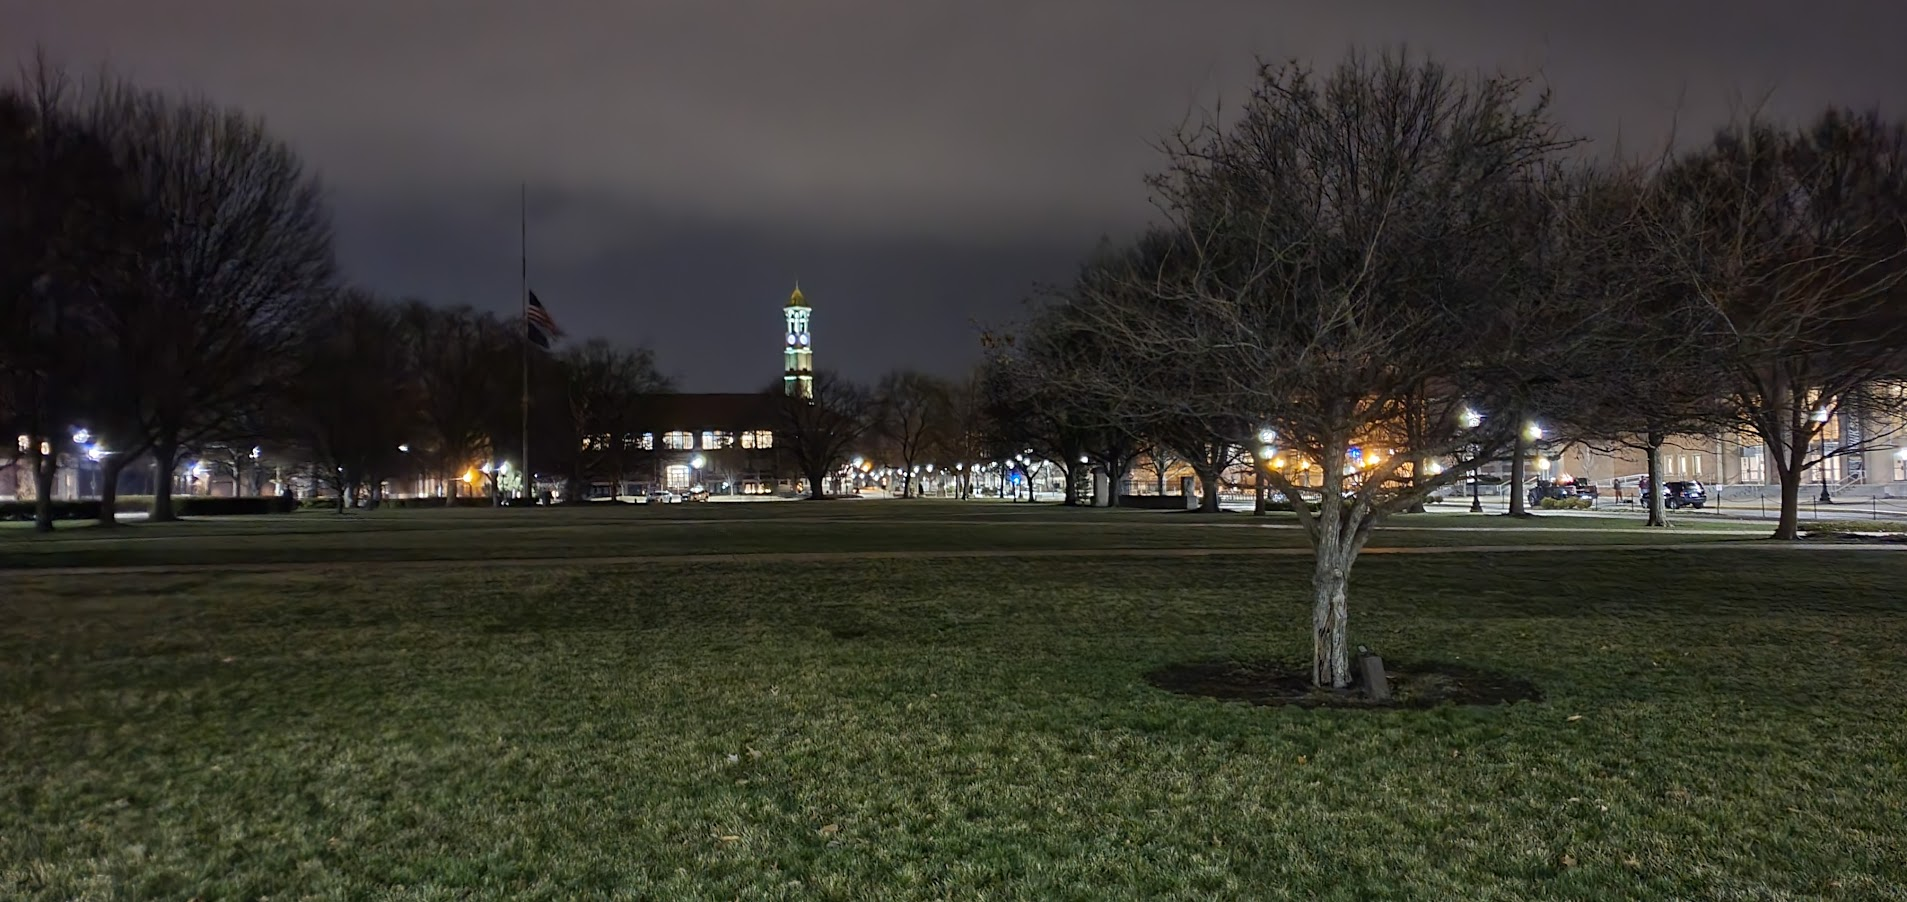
xmin=1813 ymin=407 xmax=1833 ymax=503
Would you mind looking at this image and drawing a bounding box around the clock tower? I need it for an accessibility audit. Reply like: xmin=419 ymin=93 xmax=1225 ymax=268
xmin=782 ymin=283 xmax=813 ymax=399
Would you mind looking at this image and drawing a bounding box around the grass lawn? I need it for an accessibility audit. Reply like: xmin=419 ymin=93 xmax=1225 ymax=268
xmin=0 ymin=502 xmax=1758 ymax=570
xmin=2 ymin=505 xmax=1902 ymax=898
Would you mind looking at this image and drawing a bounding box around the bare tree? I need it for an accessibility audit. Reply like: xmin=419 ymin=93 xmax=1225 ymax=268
xmin=396 ymin=302 xmax=518 ymax=502
xmin=286 ymin=291 xmax=416 ymax=511
xmin=3 ymin=60 xmax=160 ymax=530
xmin=936 ymin=368 xmax=993 ymax=499
xmin=558 ymin=338 xmax=669 ymax=500
xmin=978 ymin=353 xmax=1096 ymax=504
xmin=72 ymin=73 xmax=335 ymax=523
xmin=1651 ymin=109 xmax=1907 ymax=539
xmin=773 ymin=370 xmax=873 ymax=501
xmin=874 ymin=370 xmax=952 ymax=498
xmin=1053 ymin=53 xmax=1582 ymax=687
xmin=1543 ymin=163 xmax=1737 ymax=526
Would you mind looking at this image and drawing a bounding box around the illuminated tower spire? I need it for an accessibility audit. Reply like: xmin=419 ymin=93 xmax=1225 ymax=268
xmin=782 ymin=282 xmax=813 ymax=399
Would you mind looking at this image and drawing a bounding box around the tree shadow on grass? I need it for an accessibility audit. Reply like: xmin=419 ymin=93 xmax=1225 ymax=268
xmin=1144 ymin=658 xmax=1544 ymax=710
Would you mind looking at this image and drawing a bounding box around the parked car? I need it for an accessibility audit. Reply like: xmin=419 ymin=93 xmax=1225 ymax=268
xmin=1528 ymin=478 xmax=1596 ymax=506
xmin=1638 ymin=478 xmax=1707 ymax=510
xmin=649 ymin=490 xmax=680 ymax=504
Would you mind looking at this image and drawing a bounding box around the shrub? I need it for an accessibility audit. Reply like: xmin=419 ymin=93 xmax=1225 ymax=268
xmin=0 ymin=499 xmax=101 ymax=521
xmin=175 ymin=496 xmax=298 ymax=516
xmin=1537 ymin=497 xmax=1594 ymax=511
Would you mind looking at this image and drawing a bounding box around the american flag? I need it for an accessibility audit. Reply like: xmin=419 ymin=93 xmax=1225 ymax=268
xmin=526 ymin=291 xmax=561 ymax=348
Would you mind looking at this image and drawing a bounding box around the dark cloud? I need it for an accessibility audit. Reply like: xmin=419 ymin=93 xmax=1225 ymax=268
xmin=7 ymin=0 xmax=1905 ymax=389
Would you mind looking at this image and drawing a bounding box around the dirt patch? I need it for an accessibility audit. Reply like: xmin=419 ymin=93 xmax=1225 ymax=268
xmin=1144 ymin=658 xmax=1543 ymax=709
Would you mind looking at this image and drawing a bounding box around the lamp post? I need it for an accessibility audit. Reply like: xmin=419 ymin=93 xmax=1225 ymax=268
xmin=1813 ymin=407 xmax=1832 ymax=504
xmin=1461 ymin=407 xmax=1486 ymax=513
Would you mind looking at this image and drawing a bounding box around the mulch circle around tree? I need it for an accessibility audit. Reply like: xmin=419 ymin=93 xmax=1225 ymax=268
xmin=1144 ymin=659 xmax=1543 ymax=709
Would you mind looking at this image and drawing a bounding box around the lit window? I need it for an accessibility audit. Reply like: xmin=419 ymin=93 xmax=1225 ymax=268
xmin=1895 ymin=452 xmax=1906 ymax=482
xmin=702 ymin=431 xmax=733 ymax=450
xmin=638 ymin=433 xmax=654 ymax=450
xmin=741 ymin=430 xmax=774 ymax=449
xmin=663 ymin=431 xmax=693 ymax=450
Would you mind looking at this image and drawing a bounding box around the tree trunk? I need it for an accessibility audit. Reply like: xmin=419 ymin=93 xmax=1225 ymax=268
xmin=1644 ymin=436 xmax=1666 ymax=528
xmin=807 ymin=468 xmax=826 ymax=501
xmin=32 ymin=452 xmax=57 ymax=534
xmin=150 ymin=443 xmax=180 ymax=522
xmin=1406 ymin=455 xmax=1429 ymax=513
xmin=1311 ymin=540 xmax=1354 ymax=688
xmin=1253 ymin=479 xmax=1267 ymax=516
xmin=1772 ymin=460 xmax=1803 ymax=540
xmin=1197 ymin=468 xmax=1221 ymax=513
xmin=96 ymin=457 xmax=127 ymax=528
xmin=1507 ymin=428 xmax=1529 ymax=517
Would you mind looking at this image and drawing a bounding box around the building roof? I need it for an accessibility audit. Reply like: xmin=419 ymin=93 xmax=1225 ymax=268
xmin=631 ymin=392 xmax=781 ymax=432
xmin=786 ymin=283 xmax=807 ymax=309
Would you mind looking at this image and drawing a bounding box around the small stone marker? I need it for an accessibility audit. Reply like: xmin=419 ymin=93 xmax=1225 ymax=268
xmin=1356 ymin=645 xmax=1392 ymax=701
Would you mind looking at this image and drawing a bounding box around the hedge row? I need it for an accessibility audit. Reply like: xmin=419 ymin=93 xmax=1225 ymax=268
xmin=0 ymin=495 xmax=298 ymax=521
xmin=299 ymin=496 xmax=513 ymax=510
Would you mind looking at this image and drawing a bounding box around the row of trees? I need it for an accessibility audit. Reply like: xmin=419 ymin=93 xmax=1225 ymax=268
xmin=1 ymin=57 xmax=674 ymax=528
xmin=3 ymin=57 xmax=334 ymax=529
xmin=986 ymin=51 xmax=1907 ymax=687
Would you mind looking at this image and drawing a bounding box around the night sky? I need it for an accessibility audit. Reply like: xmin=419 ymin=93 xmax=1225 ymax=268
xmin=7 ymin=1 xmax=1905 ymax=391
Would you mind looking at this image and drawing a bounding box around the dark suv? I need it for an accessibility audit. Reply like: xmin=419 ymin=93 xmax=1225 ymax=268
xmin=1640 ymin=478 xmax=1708 ymax=510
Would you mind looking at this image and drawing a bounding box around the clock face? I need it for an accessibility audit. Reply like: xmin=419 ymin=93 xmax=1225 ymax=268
xmin=798 ymin=333 xmax=810 ymax=347
xmin=786 ymin=333 xmax=797 ymax=346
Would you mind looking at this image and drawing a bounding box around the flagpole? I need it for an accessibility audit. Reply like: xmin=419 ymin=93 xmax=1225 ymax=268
xmin=520 ymin=183 xmax=530 ymax=502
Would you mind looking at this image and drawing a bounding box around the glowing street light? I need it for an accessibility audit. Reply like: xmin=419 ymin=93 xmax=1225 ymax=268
xmin=1258 ymin=427 xmax=1277 ymax=445
xmin=1525 ymin=422 xmax=1544 ymax=441
xmin=251 ymin=446 xmax=262 ymax=460
xmin=72 ymin=429 xmax=91 ymax=445
xmin=689 ymin=454 xmax=706 ymax=470
xmin=1461 ymin=408 xmax=1482 ymax=429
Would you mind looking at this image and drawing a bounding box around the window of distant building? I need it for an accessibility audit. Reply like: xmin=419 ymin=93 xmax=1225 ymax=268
xmin=702 ymin=431 xmax=733 ymax=450
xmin=741 ymin=430 xmax=774 ymax=449
xmin=664 ymin=464 xmax=692 ymax=489
xmin=1895 ymin=451 xmax=1906 ymax=482
xmin=663 ymin=431 xmax=693 ymax=450
xmin=1740 ymin=446 xmax=1765 ymax=484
